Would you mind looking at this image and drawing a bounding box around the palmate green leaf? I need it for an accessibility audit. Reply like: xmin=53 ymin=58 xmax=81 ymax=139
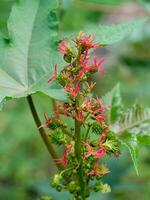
xmin=86 ymin=18 xmax=147 ymax=45
xmin=111 ymin=103 xmax=150 ymax=135
xmin=61 ymin=18 xmax=147 ymax=45
xmin=102 ymin=83 xmax=122 ymax=124
xmin=0 ymin=0 xmax=67 ymax=109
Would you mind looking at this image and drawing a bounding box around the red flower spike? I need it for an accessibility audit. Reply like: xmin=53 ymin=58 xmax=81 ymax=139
xmin=58 ymin=38 xmax=71 ymax=55
xmin=48 ymin=64 xmax=58 ymax=83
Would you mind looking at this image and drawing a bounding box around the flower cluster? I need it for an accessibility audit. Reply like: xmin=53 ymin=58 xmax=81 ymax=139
xmin=41 ymin=32 xmax=120 ymax=199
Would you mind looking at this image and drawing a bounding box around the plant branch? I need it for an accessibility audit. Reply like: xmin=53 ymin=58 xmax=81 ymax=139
xmin=27 ymin=95 xmax=64 ymax=171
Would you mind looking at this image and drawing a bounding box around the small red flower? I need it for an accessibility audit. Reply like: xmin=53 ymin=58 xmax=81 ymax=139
xmin=92 ymin=56 xmax=105 ymax=75
xmin=94 ymin=146 xmax=106 ymax=158
xmin=48 ymin=64 xmax=58 ymax=83
xmin=88 ymin=162 xmax=100 ymax=176
xmin=65 ymin=143 xmax=75 ymax=154
xmin=92 ymin=97 xmax=105 ymax=115
xmin=54 ymin=149 xmax=68 ymax=167
xmin=77 ymin=33 xmax=100 ymax=49
xmin=82 ymin=97 xmax=94 ymax=113
xmin=102 ymin=126 xmax=109 ymax=135
xmin=100 ymin=166 xmax=110 ymax=175
xmin=86 ymin=82 xmax=96 ymax=91
xmin=75 ymin=109 xmax=84 ymax=122
xmin=39 ymin=112 xmax=53 ymax=128
xmin=64 ymin=82 xmax=80 ymax=100
xmin=83 ymin=56 xmax=105 ymax=74
xmin=83 ymin=141 xmax=95 ymax=159
xmin=96 ymin=115 xmax=105 ymax=126
xmin=58 ymin=38 xmax=71 ymax=55
xmin=88 ymin=162 xmax=110 ymax=176
xmin=76 ymin=70 xmax=85 ymax=79
xmin=84 ymin=141 xmax=106 ymax=159
xmin=63 ymin=103 xmax=72 ymax=116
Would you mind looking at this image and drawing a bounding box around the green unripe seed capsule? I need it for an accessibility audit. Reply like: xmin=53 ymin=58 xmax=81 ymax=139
xmin=72 ymin=169 xmax=76 ymax=174
xmin=76 ymin=186 xmax=81 ymax=193
xmin=51 ymin=182 xmax=56 ymax=188
xmin=68 ymin=181 xmax=77 ymax=193
xmin=56 ymin=185 xmax=62 ymax=192
xmin=53 ymin=174 xmax=62 ymax=184
xmin=77 ymin=196 xmax=83 ymax=200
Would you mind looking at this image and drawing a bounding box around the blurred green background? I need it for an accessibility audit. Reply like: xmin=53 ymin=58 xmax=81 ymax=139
xmin=0 ymin=0 xmax=150 ymax=199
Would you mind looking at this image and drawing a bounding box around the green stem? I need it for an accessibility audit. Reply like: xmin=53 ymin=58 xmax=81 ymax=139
xmin=75 ymin=107 xmax=86 ymax=199
xmin=27 ymin=95 xmax=64 ymax=171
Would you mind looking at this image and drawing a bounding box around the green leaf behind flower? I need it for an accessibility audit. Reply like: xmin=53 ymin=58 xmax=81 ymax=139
xmin=102 ymin=83 xmax=122 ymax=124
xmin=0 ymin=0 xmax=66 ymax=110
xmin=60 ymin=18 xmax=147 ymax=45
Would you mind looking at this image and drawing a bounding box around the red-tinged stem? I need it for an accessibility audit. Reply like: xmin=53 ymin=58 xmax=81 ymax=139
xmin=27 ymin=95 xmax=64 ymax=171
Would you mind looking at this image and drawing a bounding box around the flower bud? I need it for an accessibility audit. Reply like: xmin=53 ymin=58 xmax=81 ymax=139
xmin=101 ymin=184 xmax=111 ymax=193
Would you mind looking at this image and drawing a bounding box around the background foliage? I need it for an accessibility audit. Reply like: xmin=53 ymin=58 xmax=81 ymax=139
xmin=0 ymin=0 xmax=150 ymax=199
